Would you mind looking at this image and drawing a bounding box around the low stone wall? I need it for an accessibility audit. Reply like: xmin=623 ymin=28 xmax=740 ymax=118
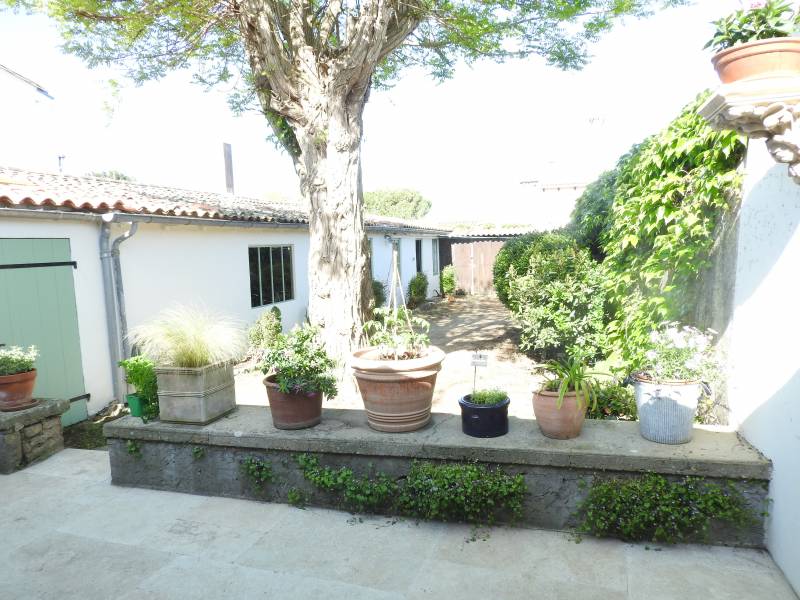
xmin=105 ymin=407 xmax=772 ymax=547
xmin=0 ymin=399 xmax=69 ymax=474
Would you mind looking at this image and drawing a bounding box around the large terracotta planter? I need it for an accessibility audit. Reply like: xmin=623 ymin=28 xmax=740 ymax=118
xmin=633 ymin=375 xmax=700 ymax=445
xmin=532 ymin=389 xmax=586 ymax=440
xmin=263 ymin=374 xmax=323 ymax=430
xmin=0 ymin=370 xmax=39 ymax=412
xmin=712 ymin=38 xmax=800 ymax=84
xmin=351 ymin=346 xmax=445 ymax=432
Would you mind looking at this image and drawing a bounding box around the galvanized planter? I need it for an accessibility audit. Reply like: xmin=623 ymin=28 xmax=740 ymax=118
xmin=154 ymin=361 xmax=236 ymax=425
xmin=633 ymin=376 xmax=701 ymax=445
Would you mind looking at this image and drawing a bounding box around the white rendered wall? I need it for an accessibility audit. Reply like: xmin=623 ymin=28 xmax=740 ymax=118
xmin=726 ymin=142 xmax=800 ymax=592
xmin=369 ymin=234 xmax=438 ymax=304
xmin=0 ymin=218 xmax=114 ymax=414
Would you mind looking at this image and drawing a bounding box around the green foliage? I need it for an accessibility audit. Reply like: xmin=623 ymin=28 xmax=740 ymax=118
xmin=640 ymin=323 xmax=718 ymax=382
xmin=240 ymin=457 xmax=273 ymax=489
xmin=493 ymin=233 xmax=543 ymax=307
xmin=287 ymin=487 xmax=307 ymax=508
xmin=577 ymin=474 xmax=755 ymax=543
xmin=537 ymin=355 xmax=601 ymax=411
xmin=364 ymin=189 xmax=432 ymax=219
xmin=0 ymin=345 xmax=37 ymax=376
xmin=248 ymin=307 xmax=282 ymax=349
xmin=126 ymin=440 xmax=141 ymax=457
xmin=260 ymin=324 xmax=338 ymax=398
xmin=440 ymin=265 xmax=457 ymax=296
xmin=364 ymin=307 xmax=430 ymax=360
xmin=297 ymin=454 xmax=526 ymax=526
xmin=508 ymin=234 xmax=608 ymax=361
xmin=129 ymin=305 xmax=246 ymax=368
xmin=192 ymin=446 xmax=205 ymax=460
xmin=119 ymin=355 xmax=159 ymax=419
xmin=407 ymin=272 xmax=428 ymax=308
xmin=705 ymin=0 xmax=798 ymax=53
xmin=602 ymin=93 xmax=745 ymax=368
xmin=372 ymin=280 xmax=386 ymax=308
xmin=585 ymin=382 xmax=637 ymax=421
xmin=468 ymin=389 xmax=507 ymax=406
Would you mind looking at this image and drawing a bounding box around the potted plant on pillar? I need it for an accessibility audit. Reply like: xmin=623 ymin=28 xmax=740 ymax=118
xmin=128 ymin=306 xmax=246 ymax=425
xmin=533 ymin=356 xmax=599 ymax=440
xmin=631 ymin=324 xmax=717 ymax=445
xmin=706 ymin=0 xmax=800 ymax=84
xmin=0 ymin=346 xmax=39 ymax=412
xmin=118 ymin=355 xmax=159 ymax=420
xmin=459 ymin=388 xmax=510 ymax=438
xmin=260 ymin=324 xmax=338 ymax=429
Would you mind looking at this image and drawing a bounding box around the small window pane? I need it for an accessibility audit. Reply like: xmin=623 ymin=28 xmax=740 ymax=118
xmin=282 ymin=246 xmax=294 ymax=301
xmin=259 ymin=247 xmax=273 ymax=305
xmin=271 ymin=246 xmax=285 ymax=302
xmin=248 ymin=247 xmax=261 ymax=307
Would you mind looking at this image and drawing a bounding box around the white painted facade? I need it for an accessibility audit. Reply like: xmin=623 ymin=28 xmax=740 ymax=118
xmin=725 ymin=142 xmax=800 ymax=592
xmin=370 ymin=233 xmax=440 ymax=304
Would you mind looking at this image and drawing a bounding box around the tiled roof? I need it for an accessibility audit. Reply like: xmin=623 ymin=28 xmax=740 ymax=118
xmin=0 ymin=166 xmax=447 ymax=233
xmin=448 ymin=226 xmax=540 ymax=238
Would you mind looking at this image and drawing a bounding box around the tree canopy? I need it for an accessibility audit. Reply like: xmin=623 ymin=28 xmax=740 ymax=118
xmin=364 ymin=189 xmax=431 ymax=219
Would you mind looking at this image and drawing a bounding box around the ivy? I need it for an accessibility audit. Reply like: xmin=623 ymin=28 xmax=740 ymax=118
xmin=240 ymin=457 xmax=274 ymax=489
xmin=125 ymin=439 xmax=141 ymax=457
xmin=577 ymin=474 xmax=756 ymax=543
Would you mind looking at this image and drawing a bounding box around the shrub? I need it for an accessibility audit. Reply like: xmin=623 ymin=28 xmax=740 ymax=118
xmin=407 ymin=272 xmax=428 ymax=308
xmin=364 ymin=307 xmax=430 ymax=360
xmin=372 ymin=280 xmax=386 ymax=308
xmin=468 ymin=389 xmax=507 ymax=405
xmin=0 ymin=346 xmax=38 ymax=376
xmin=440 ymin=265 xmax=457 ymax=296
xmin=118 ymin=355 xmax=159 ymax=419
xmin=248 ymin=307 xmax=282 ymax=349
xmin=585 ymin=382 xmax=636 ymax=421
xmin=508 ymin=235 xmax=607 ymax=360
xmin=260 ymin=324 xmax=338 ymax=397
xmin=129 ymin=306 xmax=247 ymax=368
xmin=493 ymin=232 xmax=543 ymax=307
xmin=705 ymin=0 xmax=798 ymax=54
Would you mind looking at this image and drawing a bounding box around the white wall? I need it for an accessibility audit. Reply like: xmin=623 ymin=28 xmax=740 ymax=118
xmin=369 ymin=233 xmax=439 ymax=304
xmin=726 ymin=142 xmax=800 ymax=592
xmin=0 ymin=218 xmax=114 ymax=414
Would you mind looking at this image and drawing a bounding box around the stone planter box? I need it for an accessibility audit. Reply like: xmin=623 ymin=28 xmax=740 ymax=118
xmin=155 ymin=361 xmax=235 ymax=425
xmin=0 ymin=398 xmax=69 ymax=474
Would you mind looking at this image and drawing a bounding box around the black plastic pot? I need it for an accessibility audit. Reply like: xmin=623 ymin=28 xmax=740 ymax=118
xmin=458 ymin=395 xmax=510 ymax=438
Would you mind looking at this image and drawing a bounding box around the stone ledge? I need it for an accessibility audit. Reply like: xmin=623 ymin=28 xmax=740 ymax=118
xmin=104 ymin=406 xmax=771 ymax=481
xmin=0 ymin=398 xmax=70 ymax=432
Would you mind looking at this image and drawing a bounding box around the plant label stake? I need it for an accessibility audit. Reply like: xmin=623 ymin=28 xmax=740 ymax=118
xmin=471 ymin=352 xmax=488 ymax=394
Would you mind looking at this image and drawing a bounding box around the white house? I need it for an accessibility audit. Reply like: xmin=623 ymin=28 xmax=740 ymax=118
xmin=0 ymin=167 xmax=447 ymax=421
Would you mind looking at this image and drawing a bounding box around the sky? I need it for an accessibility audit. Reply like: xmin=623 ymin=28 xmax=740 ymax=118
xmin=0 ymin=0 xmax=743 ymax=224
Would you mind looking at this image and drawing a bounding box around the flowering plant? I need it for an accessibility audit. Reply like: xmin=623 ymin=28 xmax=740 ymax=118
xmin=0 ymin=346 xmax=38 ymax=376
xmin=638 ymin=324 xmax=718 ymax=383
xmin=705 ymin=0 xmax=799 ymax=53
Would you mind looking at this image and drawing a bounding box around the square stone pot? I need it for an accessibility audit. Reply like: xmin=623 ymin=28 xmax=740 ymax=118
xmin=154 ymin=362 xmax=236 ymax=425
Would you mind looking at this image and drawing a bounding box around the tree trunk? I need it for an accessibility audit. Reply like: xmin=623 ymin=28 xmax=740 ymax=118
xmin=295 ymin=92 xmax=372 ymax=372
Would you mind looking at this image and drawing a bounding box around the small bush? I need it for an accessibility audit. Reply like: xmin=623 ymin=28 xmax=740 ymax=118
xmin=440 ymin=265 xmax=457 ymax=296
xmin=508 ymin=234 xmax=607 ymax=361
xmin=493 ymin=233 xmax=543 ymax=307
xmin=372 ymin=280 xmax=386 ymax=308
xmin=0 ymin=345 xmax=38 ymax=376
xmin=260 ymin=324 xmax=338 ymax=397
xmin=468 ymin=389 xmax=507 ymax=405
xmin=248 ymin=307 xmax=282 ymax=349
xmin=585 ymin=382 xmax=637 ymax=421
xmin=118 ymin=355 xmax=159 ymax=419
xmin=407 ymin=272 xmax=428 ymax=308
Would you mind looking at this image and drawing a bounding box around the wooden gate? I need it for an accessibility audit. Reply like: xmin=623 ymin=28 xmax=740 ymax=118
xmin=450 ymin=240 xmax=505 ymax=295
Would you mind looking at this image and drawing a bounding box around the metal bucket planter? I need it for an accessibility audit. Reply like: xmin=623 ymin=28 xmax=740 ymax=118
xmin=633 ymin=375 xmax=700 ymax=445
xmin=155 ymin=361 xmax=236 ymax=425
xmin=459 ymin=394 xmax=510 ymax=438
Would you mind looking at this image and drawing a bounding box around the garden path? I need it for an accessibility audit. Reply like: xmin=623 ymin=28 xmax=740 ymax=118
xmin=1 ymin=448 xmax=795 ymax=600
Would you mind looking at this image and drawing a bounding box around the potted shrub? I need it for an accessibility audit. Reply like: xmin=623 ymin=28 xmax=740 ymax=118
xmin=706 ymin=0 xmax=800 ymax=84
xmin=260 ymin=324 xmax=338 ymax=429
xmin=353 ymin=307 xmax=445 ymax=432
xmin=128 ymin=306 xmax=246 ymax=425
xmin=632 ymin=324 xmax=717 ymax=445
xmin=440 ymin=265 xmax=457 ymax=301
xmin=0 ymin=346 xmax=39 ymax=412
xmin=533 ymin=356 xmax=599 ymax=440
xmin=459 ymin=388 xmax=510 ymax=438
xmin=119 ymin=355 xmax=159 ymax=420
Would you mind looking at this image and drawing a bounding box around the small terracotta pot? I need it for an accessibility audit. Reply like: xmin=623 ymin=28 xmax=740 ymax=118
xmin=263 ymin=375 xmax=323 ymax=430
xmin=532 ymin=389 xmax=586 ymax=440
xmin=0 ymin=370 xmax=39 ymax=412
xmin=352 ymin=346 xmax=445 ymax=433
xmin=712 ymin=38 xmax=800 ymax=84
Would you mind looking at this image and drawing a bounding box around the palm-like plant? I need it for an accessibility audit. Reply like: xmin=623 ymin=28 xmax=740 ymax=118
xmin=536 ymin=355 xmax=603 ymax=410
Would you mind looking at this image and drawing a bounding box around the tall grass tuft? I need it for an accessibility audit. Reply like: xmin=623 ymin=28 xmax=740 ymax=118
xmin=129 ymin=305 xmax=247 ymax=368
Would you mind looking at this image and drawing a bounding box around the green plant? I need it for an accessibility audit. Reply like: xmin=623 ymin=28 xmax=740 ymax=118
xmin=585 ymin=382 xmax=637 ymax=421
xmin=248 ymin=306 xmax=282 ymax=349
xmin=507 ymin=233 xmax=608 ymax=361
xmin=119 ymin=355 xmax=159 ymax=419
xmin=577 ymin=474 xmax=756 ymax=543
xmin=440 ymin=265 xmax=457 ymax=296
xmin=372 ymin=280 xmax=386 ymax=308
xmin=129 ymin=305 xmax=247 ymax=368
xmin=364 ymin=307 xmax=430 ymax=360
xmin=126 ymin=440 xmax=141 ymax=456
xmin=705 ymin=0 xmax=798 ymax=54
xmin=537 ymin=355 xmax=601 ymax=410
xmin=0 ymin=345 xmax=38 ymax=376
xmin=407 ymin=272 xmax=428 ymax=308
xmin=192 ymin=446 xmax=205 ymax=459
xmin=287 ymin=487 xmax=307 ymax=508
xmin=364 ymin=189 xmax=432 ymax=219
xmin=240 ymin=457 xmax=273 ymax=488
xmin=638 ymin=323 xmax=718 ymax=383
xmin=260 ymin=324 xmax=338 ymax=397
xmin=468 ymin=389 xmax=507 ymax=406
xmin=493 ymin=232 xmax=543 ymax=306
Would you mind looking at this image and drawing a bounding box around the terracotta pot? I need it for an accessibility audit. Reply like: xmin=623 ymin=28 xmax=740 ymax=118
xmin=263 ymin=375 xmax=323 ymax=430
xmin=712 ymin=38 xmax=800 ymax=84
xmin=351 ymin=346 xmax=446 ymax=432
xmin=0 ymin=369 xmax=39 ymax=412
xmin=532 ymin=389 xmax=586 ymax=440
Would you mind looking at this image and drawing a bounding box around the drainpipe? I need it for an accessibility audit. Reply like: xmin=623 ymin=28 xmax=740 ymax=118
xmin=111 ymin=221 xmax=138 ymax=359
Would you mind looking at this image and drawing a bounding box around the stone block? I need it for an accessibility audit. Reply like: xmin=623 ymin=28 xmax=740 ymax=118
xmin=0 ymin=431 xmax=22 ymax=474
xmin=23 ymin=424 xmax=43 ymax=438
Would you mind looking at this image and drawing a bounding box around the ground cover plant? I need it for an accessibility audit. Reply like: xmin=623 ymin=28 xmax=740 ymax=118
xmin=468 ymin=389 xmax=507 ymax=405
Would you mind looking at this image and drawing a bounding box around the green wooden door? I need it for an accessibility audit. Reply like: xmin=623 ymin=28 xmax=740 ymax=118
xmin=0 ymin=238 xmax=88 ymax=425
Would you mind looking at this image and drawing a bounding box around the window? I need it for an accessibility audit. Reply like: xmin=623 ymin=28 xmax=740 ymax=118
xmin=431 ymin=239 xmax=440 ymax=274
xmin=415 ymin=239 xmax=423 ymax=274
xmin=248 ymin=245 xmax=294 ymax=308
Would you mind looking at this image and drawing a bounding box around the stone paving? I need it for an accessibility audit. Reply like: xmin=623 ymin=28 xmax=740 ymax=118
xmin=0 ymin=448 xmax=796 ymax=600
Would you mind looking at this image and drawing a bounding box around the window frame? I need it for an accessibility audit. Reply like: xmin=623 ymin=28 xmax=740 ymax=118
xmin=415 ymin=239 xmax=423 ymax=274
xmin=248 ymin=244 xmax=295 ymax=308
